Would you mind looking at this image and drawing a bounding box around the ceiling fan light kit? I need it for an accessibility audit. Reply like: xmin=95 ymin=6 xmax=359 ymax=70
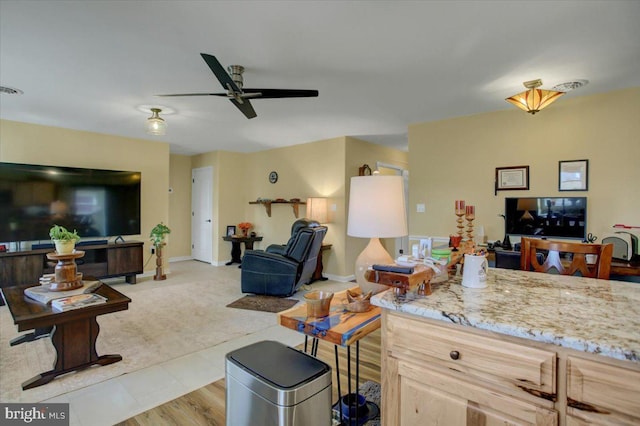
xmin=157 ymin=53 xmax=319 ymax=119
xmin=505 ymin=79 xmax=565 ymax=115
xmin=146 ymin=108 xmax=167 ymax=136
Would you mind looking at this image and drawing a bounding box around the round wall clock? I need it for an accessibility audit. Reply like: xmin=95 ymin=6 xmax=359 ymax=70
xmin=269 ymin=171 xmax=278 ymax=184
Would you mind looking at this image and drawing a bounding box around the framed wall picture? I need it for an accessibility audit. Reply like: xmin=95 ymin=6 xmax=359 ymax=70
xmin=559 ymin=159 xmax=589 ymax=191
xmin=226 ymin=225 xmax=236 ymax=236
xmin=495 ymin=166 xmax=530 ymax=192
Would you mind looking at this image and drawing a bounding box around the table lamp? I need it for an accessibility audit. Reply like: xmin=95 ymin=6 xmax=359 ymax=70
xmin=347 ymin=175 xmax=408 ymax=294
xmin=306 ymin=197 xmax=329 ymax=224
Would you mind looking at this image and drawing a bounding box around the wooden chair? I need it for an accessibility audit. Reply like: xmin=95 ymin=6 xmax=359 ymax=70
xmin=520 ymin=238 xmax=614 ymax=279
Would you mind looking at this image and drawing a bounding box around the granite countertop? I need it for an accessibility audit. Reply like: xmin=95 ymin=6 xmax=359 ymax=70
xmin=371 ymin=268 xmax=640 ymax=362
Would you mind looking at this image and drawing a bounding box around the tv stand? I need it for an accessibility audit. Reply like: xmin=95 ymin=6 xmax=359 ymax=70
xmin=0 ymin=241 xmax=143 ymax=305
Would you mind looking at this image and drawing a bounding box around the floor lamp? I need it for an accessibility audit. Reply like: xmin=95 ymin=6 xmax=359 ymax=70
xmin=347 ymin=175 xmax=408 ymax=294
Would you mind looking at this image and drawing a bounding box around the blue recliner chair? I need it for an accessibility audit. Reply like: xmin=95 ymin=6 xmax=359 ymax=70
xmin=241 ymin=220 xmax=327 ymax=297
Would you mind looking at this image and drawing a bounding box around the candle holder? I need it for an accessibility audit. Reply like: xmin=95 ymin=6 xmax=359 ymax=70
xmin=465 ymin=205 xmax=475 ymax=242
xmin=455 ymin=200 xmax=465 ymax=238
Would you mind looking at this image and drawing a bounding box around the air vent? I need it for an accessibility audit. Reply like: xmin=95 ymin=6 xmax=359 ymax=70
xmin=0 ymin=86 xmax=24 ymax=95
xmin=552 ymin=80 xmax=589 ymax=92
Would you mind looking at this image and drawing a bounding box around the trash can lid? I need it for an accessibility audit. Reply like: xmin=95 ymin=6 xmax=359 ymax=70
xmin=227 ymin=340 xmax=330 ymax=389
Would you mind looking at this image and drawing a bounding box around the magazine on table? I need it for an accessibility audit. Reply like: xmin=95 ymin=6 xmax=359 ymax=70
xmin=51 ymin=293 xmax=108 ymax=312
xmin=24 ymin=280 xmax=102 ymax=305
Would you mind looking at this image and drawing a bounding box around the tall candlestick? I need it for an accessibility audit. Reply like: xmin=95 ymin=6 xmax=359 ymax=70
xmin=465 ymin=205 xmax=475 ymax=241
xmin=455 ymin=200 xmax=465 ymax=238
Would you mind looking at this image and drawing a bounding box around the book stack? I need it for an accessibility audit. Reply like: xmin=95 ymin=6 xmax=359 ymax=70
xmin=51 ymin=294 xmax=107 ymax=312
xmin=24 ymin=279 xmax=102 ymax=305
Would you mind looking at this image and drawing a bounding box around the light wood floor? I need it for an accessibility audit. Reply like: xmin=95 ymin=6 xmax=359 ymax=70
xmin=117 ymin=330 xmax=381 ymax=426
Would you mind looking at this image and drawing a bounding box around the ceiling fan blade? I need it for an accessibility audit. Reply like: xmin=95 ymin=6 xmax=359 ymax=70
xmin=156 ymin=93 xmax=228 ymax=97
xmin=230 ymin=98 xmax=257 ymax=119
xmin=200 ymin=53 xmax=241 ymax=93
xmin=241 ymin=88 xmax=319 ymax=99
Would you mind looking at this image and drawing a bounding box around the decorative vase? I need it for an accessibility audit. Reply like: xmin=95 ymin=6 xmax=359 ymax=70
xmin=242 ymin=229 xmax=248 ymax=237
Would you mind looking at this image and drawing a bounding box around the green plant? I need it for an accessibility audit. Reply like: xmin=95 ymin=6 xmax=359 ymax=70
xmin=150 ymin=222 xmax=171 ymax=247
xmin=49 ymin=224 xmax=80 ymax=242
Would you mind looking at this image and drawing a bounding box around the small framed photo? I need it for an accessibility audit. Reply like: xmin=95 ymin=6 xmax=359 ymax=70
xmin=559 ymin=159 xmax=589 ymax=191
xmin=226 ymin=225 xmax=236 ymax=236
xmin=495 ymin=166 xmax=529 ymax=191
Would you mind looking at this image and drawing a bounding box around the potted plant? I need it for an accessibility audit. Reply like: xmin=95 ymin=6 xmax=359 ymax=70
xmin=150 ymin=222 xmax=171 ymax=280
xmin=150 ymin=222 xmax=171 ymax=247
xmin=49 ymin=224 xmax=80 ymax=254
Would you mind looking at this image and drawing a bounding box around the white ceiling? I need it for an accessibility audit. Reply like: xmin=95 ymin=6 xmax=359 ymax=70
xmin=1 ymin=1 xmax=639 ymax=155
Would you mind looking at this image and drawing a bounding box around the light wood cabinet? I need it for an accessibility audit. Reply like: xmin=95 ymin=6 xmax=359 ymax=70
xmin=567 ymin=357 xmax=640 ymax=425
xmin=382 ymin=310 xmax=640 ymax=426
xmin=397 ymin=359 xmax=557 ymax=425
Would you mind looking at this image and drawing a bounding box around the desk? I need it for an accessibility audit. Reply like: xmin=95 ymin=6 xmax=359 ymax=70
xmin=222 ymin=235 xmax=263 ymax=265
xmin=1 ymin=282 xmax=130 ymax=389
xmin=278 ymin=288 xmax=381 ymax=423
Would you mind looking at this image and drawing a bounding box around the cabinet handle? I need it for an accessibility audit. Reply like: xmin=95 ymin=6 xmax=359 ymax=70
xmin=449 ymin=350 xmax=460 ymax=360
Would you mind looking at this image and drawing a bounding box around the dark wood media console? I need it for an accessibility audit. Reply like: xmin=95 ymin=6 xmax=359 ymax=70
xmin=0 ymin=241 xmax=144 ymax=305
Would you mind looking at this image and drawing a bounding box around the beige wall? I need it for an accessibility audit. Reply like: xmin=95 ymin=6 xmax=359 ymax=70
xmin=169 ymin=154 xmax=192 ymax=258
xmin=408 ymin=87 xmax=640 ymax=244
xmin=0 ymin=120 xmax=171 ymax=273
xmin=181 ymin=137 xmax=407 ymax=278
xmin=244 ymin=137 xmax=347 ymax=274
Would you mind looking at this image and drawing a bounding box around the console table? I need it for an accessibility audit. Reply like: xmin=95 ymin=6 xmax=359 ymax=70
xmin=223 ymin=235 xmax=263 ymax=265
xmin=1 ymin=282 xmax=130 ymax=389
xmin=0 ymin=241 xmax=143 ymax=306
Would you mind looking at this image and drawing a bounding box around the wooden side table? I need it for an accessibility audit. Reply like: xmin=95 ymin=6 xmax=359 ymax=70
xmin=1 ymin=282 xmax=130 ymax=389
xmin=222 ymin=235 xmax=263 ymax=265
xmin=278 ymin=287 xmax=381 ymax=423
xmin=311 ymin=244 xmax=332 ymax=282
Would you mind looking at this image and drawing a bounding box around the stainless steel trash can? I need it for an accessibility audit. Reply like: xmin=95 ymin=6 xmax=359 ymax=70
xmin=226 ymin=340 xmax=332 ymax=426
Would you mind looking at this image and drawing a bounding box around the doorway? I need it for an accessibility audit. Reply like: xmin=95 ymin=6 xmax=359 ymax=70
xmin=191 ymin=166 xmax=213 ymax=263
xmin=376 ymin=161 xmax=409 ymax=256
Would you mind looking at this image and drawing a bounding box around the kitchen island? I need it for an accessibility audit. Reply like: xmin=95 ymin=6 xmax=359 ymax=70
xmin=371 ymin=268 xmax=640 ymax=425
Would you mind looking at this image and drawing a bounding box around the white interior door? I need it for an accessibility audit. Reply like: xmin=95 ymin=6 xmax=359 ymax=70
xmin=191 ymin=167 xmax=213 ymax=263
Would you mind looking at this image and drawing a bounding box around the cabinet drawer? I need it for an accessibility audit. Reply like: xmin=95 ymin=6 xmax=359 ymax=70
xmin=567 ymin=356 xmax=640 ymax=423
xmin=386 ymin=312 xmax=556 ymax=396
xmin=397 ymin=359 xmax=558 ymax=425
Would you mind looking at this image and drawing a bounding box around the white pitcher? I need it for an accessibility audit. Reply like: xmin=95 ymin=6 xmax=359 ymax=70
xmin=462 ymin=254 xmax=488 ymax=288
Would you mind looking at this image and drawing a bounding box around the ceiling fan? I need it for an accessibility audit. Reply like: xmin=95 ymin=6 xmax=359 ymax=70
xmin=157 ymin=53 xmax=319 ymax=119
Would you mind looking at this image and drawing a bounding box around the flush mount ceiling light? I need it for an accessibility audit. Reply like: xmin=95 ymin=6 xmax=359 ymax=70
xmin=146 ymin=108 xmax=167 ymax=136
xmin=505 ymin=79 xmax=565 ymax=115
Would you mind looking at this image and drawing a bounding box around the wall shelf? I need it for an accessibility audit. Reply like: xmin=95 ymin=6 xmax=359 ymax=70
xmin=249 ymin=200 xmax=306 ymax=218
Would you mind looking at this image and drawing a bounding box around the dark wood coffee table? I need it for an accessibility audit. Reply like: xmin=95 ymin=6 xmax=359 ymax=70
xmin=1 ymin=282 xmax=130 ymax=390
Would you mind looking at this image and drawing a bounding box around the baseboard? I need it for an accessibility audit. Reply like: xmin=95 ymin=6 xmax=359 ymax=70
xmin=168 ymin=256 xmax=193 ymax=263
xmin=324 ymin=273 xmax=354 ymax=282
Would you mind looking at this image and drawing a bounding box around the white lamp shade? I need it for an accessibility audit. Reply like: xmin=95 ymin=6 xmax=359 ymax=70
xmin=306 ymin=197 xmax=328 ymax=223
xmin=347 ymin=175 xmax=407 ymax=238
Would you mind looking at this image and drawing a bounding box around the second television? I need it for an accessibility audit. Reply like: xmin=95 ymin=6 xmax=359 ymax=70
xmin=505 ymin=197 xmax=587 ymax=241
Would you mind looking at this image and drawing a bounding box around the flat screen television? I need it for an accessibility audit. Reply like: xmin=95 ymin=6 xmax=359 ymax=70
xmin=505 ymin=197 xmax=587 ymax=241
xmin=0 ymin=162 xmax=141 ymax=242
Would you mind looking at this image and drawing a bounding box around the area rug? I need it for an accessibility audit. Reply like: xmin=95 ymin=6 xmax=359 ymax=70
xmin=226 ymin=295 xmax=299 ymax=313
xmin=0 ymin=262 xmax=282 ymax=403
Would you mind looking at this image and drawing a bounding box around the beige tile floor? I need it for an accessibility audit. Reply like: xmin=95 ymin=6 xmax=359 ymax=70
xmin=40 ymin=261 xmax=352 ymax=426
